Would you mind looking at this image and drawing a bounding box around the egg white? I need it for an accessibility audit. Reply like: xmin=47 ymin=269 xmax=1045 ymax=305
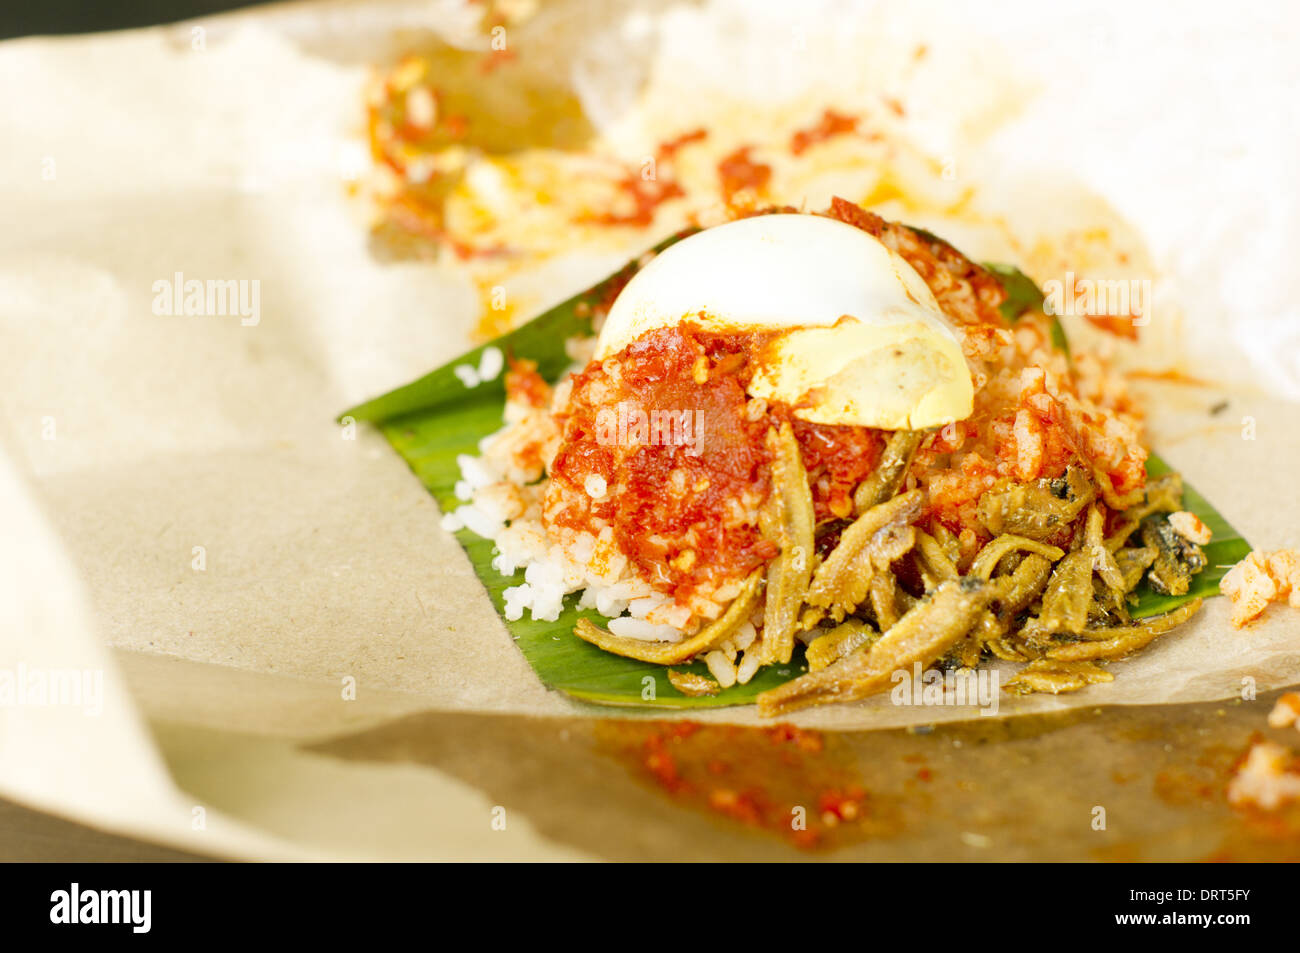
xmin=595 ymin=214 xmax=974 ymax=430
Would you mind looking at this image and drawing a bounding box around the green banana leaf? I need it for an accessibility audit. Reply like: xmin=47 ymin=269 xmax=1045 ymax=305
xmin=343 ymin=246 xmax=1248 ymax=707
xmin=1128 ymin=455 xmax=1251 ymax=618
xmin=986 ymin=262 xmax=1071 ymax=356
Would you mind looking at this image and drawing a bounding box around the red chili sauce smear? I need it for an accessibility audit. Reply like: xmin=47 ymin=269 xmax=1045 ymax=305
xmin=546 ymin=323 xmax=882 ymax=603
xmin=789 ymin=109 xmax=860 ymax=156
xmin=717 ymin=147 xmax=773 ymax=207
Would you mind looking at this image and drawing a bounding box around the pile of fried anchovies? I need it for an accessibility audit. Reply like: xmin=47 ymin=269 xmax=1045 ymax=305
xmin=575 ymin=427 xmax=1206 ymax=715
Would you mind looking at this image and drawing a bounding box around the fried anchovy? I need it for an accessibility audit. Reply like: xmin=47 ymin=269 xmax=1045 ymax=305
xmin=1033 ymin=548 xmax=1095 ymax=635
xmin=806 ymin=490 xmax=922 ymax=620
xmin=758 ymin=423 xmax=815 ymax=665
xmin=572 ymin=571 xmax=761 ymax=665
xmin=817 ymin=524 xmax=916 ymax=624
xmin=1092 ymin=539 xmax=1127 ymax=595
xmin=1114 ymin=546 xmax=1158 ymax=592
xmin=666 ymin=669 xmax=720 ymax=697
xmin=1140 ymin=514 xmax=1207 ymax=596
xmin=1089 ymin=578 xmax=1131 ymax=626
xmin=805 ymin=619 xmax=878 ymax=672
xmin=996 ymin=550 xmax=1026 ymax=576
xmin=1105 ymin=472 xmax=1184 ymax=552
xmin=977 ymin=466 xmax=1094 ymax=541
xmin=968 ymin=534 xmax=1065 ymax=580
xmin=1046 ymin=598 xmax=1203 ymax=660
xmin=950 ymin=614 xmax=994 ymax=668
xmin=853 ymin=430 xmax=923 ymax=514
xmin=1085 ymin=504 xmax=1128 ymax=617
xmin=1000 ymin=553 xmax=1055 ymax=615
xmin=1005 ymin=659 xmax=1115 ymax=695
xmin=757 ymin=578 xmax=990 ymax=717
xmin=987 ymin=636 xmax=1043 ymax=662
xmin=959 ymin=553 xmax=1054 ymax=666
xmin=1140 ymin=471 xmax=1185 ymax=513
xmin=867 ymin=571 xmax=900 ymax=632
xmin=915 ymin=530 xmax=960 ymax=581
xmin=932 ymin=522 xmax=962 ymax=565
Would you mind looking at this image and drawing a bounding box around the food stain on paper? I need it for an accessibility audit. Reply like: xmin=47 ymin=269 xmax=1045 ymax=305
xmin=361 ymin=46 xmax=1168 ymax=370
xmin=298 ymin=691 xmax=1300 ymax=861
xmin=591 ymin=719 xmax=903 ymax=851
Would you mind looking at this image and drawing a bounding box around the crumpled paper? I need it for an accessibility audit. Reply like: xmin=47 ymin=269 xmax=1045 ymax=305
xmin=1 ymin=0 xmax=1296 ymax=860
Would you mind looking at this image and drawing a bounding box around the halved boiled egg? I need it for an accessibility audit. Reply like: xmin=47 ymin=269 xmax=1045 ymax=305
xmin=595 ymin=213 xmax=973 ymax=430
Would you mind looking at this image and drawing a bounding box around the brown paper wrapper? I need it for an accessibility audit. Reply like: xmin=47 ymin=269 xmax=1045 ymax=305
xmin=1 ymin=0 xmax=1296 ymax=859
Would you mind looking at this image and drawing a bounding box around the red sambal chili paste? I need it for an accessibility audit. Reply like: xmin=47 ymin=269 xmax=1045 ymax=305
xmin=545 ymin=323 xmax=883 ymax=603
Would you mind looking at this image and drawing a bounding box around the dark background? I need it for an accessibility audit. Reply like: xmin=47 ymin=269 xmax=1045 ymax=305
xmin=1 ymin=1 xmax=271 ymax=41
